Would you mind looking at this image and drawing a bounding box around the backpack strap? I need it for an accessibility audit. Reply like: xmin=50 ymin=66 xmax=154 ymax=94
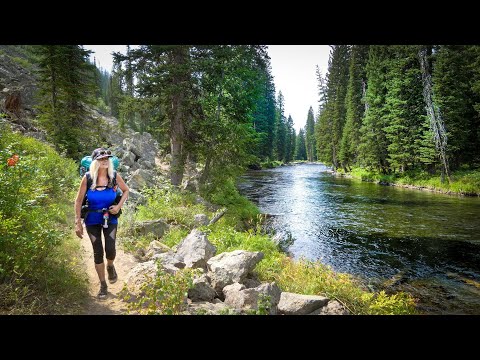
xmin=85 ymin=172 xmax=92 ymax=191
xmin=109 ymin=171 xmax=118 ymax=191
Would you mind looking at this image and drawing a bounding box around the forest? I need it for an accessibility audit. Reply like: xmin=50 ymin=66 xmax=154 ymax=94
xmin=29 ymin=45 xmax=480 ymax=191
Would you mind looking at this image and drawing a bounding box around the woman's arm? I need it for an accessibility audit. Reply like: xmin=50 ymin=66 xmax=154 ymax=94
xmin=74 ymin=175 xmax=87 ymax=238
xmin=109 ymin=173 xmax=129 ymax=214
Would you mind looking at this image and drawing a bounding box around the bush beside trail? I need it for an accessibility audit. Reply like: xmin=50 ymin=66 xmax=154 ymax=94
xmin=0 ymin=124 xmax=88 ymax=314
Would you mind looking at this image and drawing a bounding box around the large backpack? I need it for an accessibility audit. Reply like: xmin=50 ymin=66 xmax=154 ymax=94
xmin=80 ymin=171 xmax=123 ymax=219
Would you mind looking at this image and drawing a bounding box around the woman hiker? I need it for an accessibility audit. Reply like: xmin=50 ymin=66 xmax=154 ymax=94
xmin=74 ymin=148 xmax=129 ymax=298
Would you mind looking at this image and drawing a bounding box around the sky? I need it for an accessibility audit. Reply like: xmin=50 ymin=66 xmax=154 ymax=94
xmin=267 ymin=45 xmax=330 ymax=132
xmin=84 ymin=45 xmax=331 ymax=133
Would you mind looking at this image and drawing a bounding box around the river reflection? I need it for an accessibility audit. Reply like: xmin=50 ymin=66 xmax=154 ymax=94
xmin=237 ymin=163 xmax=480 ymax=314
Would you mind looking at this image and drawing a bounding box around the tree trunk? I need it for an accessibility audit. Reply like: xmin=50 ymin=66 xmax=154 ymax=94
xmin=170 ymin=102 xmax=185 ymax=186
xmin=200 ymin=156 xmax=211 ymax=186
xmin=169 ymin=47 xmax=189 ymax=187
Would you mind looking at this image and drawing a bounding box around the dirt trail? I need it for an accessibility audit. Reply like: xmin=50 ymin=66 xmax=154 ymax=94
xmin=79 ymin=225 xmax=138 ymax=315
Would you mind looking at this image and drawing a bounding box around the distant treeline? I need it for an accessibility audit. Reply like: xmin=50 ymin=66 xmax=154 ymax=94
xmin=16 ymin=45 xmax=480 ymax=191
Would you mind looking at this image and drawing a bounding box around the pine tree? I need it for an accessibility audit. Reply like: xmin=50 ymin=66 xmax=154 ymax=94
xmin=339 ymin=45 xmax=369 ymax=170
xmin=358 ymin=46 xmax=390 ymax=173
xmin=191 ymin=45 xmax=267 ymax=188
xmin=384 ymin=46 xmax=428 ymax=173
xmin=285 ymin=115 xmax=295 ymax=163
xmin=295 ymin=128 xmax=307 ymax=160
xmin=432 ymin=45 xmax=480 ymax=170
xmin=252 ymin=56 xmax=276 ymax=160
xmin=109 ymin=58 xmax=123 ymax=119
xmin=315 ymin=45 xmax=350 ymax=170
xmin=274 ymin=91 xmax=287 ymax=162
xmin=315 ymin=67 xmax=331 ymax=164
xmin=34 ymin=45 xmax=98 ymax=159
xmin=305 ymin=106 xmax=316 ymax=161
xmin=468 ymin=45 xmax=480 ymax=167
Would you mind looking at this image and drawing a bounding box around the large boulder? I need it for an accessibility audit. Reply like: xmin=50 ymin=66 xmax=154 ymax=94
xmin=206 ymin=250 xmax=264 ymax=295
xmin=175 ymin=229 xmax=216 ymax=270
xmin=277 ymin=292 xmax=329 ymax=315
xmin=223 ymin=281 xmax=281 ymax=314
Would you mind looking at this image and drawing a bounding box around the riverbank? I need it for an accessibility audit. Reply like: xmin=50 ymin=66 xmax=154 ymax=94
xmin=332 ymin=167 xmax=480 ymax=196
xmin=118 ymin=182 xmax=418 ymax=314
xmin=259 ymin=160 xmax=480 ymax=196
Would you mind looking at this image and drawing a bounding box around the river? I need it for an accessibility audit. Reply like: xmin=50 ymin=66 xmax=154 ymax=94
xmin=237 ymin=163 xmax=480 ymax=314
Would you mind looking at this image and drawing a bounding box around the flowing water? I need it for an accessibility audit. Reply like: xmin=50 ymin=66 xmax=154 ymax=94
xmin=237 ymin=163 xmax=480 ymax=314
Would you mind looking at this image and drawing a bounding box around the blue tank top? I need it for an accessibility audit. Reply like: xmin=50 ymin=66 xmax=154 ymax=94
xmin=85 ymin=187 xmax=118 ymax=226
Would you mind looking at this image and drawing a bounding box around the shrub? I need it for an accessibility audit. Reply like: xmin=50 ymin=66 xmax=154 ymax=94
xmin=0 ymin=126 xmax=78 ymax=279
xmin=124 ymin=263 xmax=198 ymax=315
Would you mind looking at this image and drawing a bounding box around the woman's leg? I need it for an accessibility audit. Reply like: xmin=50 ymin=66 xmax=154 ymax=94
xmin=86 ymin=225 xmax=106 ymax=282
xmin=103 ymin=223 xmax=117 ymax=265
xmin=103 ymin=224 xmax=118 ymax=282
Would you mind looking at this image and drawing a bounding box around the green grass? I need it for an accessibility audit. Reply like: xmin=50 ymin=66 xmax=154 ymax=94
xmin=260 ymin=160 xmax=283 ymax=169
xmin=273 ymin=257 xmax=417 ymax=315
xmin=348 ymin=166 xmax=480 ymax=195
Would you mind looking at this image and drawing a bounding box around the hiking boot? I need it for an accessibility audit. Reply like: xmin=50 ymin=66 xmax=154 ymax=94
xmin=97 ymin=281 xmax=108 ymax=299
xmin=107 ymin=264 xmax=117 ymax=284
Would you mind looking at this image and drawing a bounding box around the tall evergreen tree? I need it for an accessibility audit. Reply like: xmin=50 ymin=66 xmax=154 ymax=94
xmin=315 ymin=45 xmax=350 ymax=170
xmin=339 ymin=45 xmax=369 ymax=169
xmin=295 ymin=128 xmax=307 ymax=160
xmin=34 ymin=45 xmax=99 ymax=159
xmin=191 ymin=45 xmax=267 ymax=189
xmin=316 ymin=66 xmax=328 ymax=113
xmin=116 ymin=45 xmax=195 ymax=186
xmin=285 ymin=115 xmax=295 ymax=163
xmin=315 ymin=66 xmax=331 ymax=164
xmin=109 ymin=59 xmax=123 ymax=119
xmin=358 ymin=46 xmax=390 ymax=172
xmin=274 ymin=91 xmax=287 ymax=162
xmin=468 ymin=45 xmax=480 ymax=167
xmin=305 ymin=106 xmax=316 ymax=161
xmin=432 ymin=45 xmax=480 ymax=171
xmin=383 ymin=46 xmax=430 ymax=172
xmin=252 ymin=55 xmax=276 ymax=160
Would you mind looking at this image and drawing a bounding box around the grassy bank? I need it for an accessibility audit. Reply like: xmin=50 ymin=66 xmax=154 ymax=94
xmin=343 ymin=167 xmax=480 ymax=196
xmin=119 ymin=180 xmax=417 ymax=315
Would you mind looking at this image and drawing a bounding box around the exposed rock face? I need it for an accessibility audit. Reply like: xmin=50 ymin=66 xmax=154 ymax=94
xmin=144 ymin=240 xmax=171 ymax=260
xmin=0 ymin=46 xmax=38 ymax=115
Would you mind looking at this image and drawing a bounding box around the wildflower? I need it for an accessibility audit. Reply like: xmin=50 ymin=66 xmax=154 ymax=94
xmin=7 ymin=154 xmax=19 ymax=167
